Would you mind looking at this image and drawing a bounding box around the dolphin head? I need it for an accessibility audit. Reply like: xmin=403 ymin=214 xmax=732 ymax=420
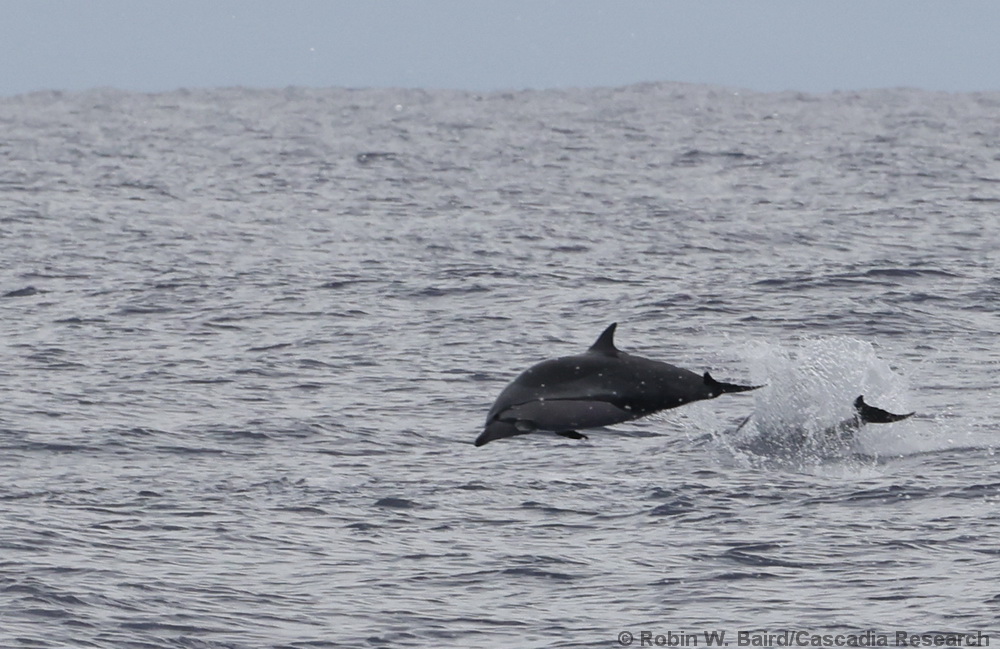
xmin=474 ymin=419 xmax=523 ymax=447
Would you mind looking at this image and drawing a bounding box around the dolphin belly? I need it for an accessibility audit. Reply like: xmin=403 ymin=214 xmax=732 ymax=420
xmin=503 ymin=399 xmax=634 ymax=432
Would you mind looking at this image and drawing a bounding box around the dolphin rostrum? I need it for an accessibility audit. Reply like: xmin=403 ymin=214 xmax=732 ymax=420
xmin=475 ymin=323 xmax=760 ymax=446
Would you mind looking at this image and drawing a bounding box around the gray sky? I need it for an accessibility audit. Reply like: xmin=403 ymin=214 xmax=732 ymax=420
xmin=2 ymin=0 xmax=999 ymax=96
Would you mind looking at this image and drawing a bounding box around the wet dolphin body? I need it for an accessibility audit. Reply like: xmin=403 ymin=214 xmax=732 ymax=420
xmin=732 ymin=395 xmax=914 ymax=456
xmin=475 ymin=323 xmax=760 ymax=446
xmin=734 ymin=395 xmax=914 ymax=437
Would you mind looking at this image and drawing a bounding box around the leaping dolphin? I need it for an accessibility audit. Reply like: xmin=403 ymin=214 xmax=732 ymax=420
xmin=734 ymin=395 xmax=914 ymax=437
xmin=732 ymin=395 xmax=915 ymax=456
xmin=475 ymin=323 xmax=760 ymax=446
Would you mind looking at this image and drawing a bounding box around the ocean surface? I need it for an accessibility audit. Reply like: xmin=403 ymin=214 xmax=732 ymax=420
xmin=1 ymin=83 xmax=998 ymax=648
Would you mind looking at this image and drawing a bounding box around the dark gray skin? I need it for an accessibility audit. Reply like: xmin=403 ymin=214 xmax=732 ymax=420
xmin=475 ymin=323 xmax=760 ymax=446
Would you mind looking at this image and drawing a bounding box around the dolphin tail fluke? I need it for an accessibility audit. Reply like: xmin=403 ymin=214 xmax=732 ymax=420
xmin=703 ymin=372 xmax=762 ymax=395
xmin=854 ymin=395 xmax=914 ymax=424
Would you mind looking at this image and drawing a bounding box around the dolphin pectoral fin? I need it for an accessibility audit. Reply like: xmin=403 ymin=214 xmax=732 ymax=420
xmin=853 ymin=395 xmax=915 ymax=424
xmin=555 ymin=430 xmax=588 ymax=440
xmin=703 ymin=372 xmax=763 ymax=396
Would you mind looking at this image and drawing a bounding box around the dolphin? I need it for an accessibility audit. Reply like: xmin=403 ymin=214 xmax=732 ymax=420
xmin=475 ymin=323 xmax=760 ymax=446
xmin=732 ymin=395 xmax=914 ymax=456
xmin=734 ymin=395 xmax=914 ymax=436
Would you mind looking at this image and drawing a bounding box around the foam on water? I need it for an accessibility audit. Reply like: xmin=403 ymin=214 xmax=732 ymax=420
xmin=718 ymin=336 xmax=984 ymax=469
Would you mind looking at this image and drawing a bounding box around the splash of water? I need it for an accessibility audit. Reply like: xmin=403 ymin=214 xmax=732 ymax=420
xmin=722 ymin=337 xmax=917 ymax=467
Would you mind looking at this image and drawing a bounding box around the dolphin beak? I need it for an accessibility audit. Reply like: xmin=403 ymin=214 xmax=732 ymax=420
xmin=474 ymin=420 xmax=521 ymax=446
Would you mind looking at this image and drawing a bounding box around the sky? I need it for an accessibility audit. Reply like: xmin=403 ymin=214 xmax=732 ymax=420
xmin=2 ymin=0 xmax=999 ymax=96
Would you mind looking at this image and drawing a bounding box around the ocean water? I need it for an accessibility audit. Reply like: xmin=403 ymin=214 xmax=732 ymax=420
xmin=1 ymin=84 xmax=998 ymax=648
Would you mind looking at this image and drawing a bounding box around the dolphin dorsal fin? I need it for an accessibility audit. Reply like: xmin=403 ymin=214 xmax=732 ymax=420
xmin=588 ymin=323 xmax=619 ymax=356
xmin=854 ymin=395 xmax=915 ymax=424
